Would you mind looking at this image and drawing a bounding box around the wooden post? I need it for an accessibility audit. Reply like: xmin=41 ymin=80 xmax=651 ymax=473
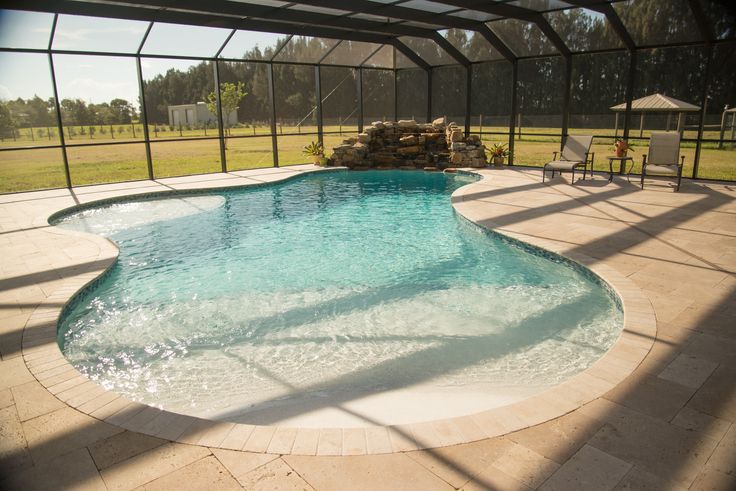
xmin=639 ymin=113 xmax=644 ymax=137
xmin=614 ymin=112 xmax=619 ymax=139
xmin=719 ymin=105 xmax=729 ymax=149
xmin=517 ymin=112 xmax=522 ymax=140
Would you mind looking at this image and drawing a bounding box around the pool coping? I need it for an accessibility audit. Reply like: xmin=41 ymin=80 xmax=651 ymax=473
xmin=20 ymin=166 xmax=655 ymax=456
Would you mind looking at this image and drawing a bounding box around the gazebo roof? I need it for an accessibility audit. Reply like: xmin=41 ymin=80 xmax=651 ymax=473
xmin=610 ymin=93 xmax=701 ymax=113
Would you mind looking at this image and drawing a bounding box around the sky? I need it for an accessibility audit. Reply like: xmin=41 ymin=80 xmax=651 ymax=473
xmin=0 ymin=9 xmax=286 ymax=104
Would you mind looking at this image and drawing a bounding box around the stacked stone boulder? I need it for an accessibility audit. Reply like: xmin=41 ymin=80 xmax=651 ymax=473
xmin=329 ymin=118 xmax=487 ymax=169
xmin=446 ymin=123 xmax=488 ymax=168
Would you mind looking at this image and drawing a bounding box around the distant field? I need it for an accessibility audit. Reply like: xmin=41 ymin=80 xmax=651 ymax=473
xmin=1 ymin=123 xmax=734 ymax=193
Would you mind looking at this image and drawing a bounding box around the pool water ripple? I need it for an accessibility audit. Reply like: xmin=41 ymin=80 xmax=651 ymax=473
xmin=55 ymin=170 xmax=623 ymax=427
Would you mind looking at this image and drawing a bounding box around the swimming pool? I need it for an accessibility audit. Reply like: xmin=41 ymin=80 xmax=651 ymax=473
xmin=55 ymin=170 xmax=623 ymax=427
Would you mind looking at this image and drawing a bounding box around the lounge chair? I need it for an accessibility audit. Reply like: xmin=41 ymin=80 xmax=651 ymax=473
xmin=542 ymin=135 xmax=594 ymax=183
xmin=640 ymin=131 xmax=685 ymax=192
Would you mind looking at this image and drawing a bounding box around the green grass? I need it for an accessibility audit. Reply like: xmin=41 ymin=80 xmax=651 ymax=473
xmin=1 ymin=125 xmax=734 ymax=193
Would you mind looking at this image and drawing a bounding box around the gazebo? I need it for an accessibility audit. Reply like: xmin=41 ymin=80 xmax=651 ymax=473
xmin=610 ymin=93 xmax=700 ymax=138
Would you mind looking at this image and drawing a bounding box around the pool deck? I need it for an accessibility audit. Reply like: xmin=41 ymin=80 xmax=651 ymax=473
xmin=1 ymin=165 xmax=734 ymax=490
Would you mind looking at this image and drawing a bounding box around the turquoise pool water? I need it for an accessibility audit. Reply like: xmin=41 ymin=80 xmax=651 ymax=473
xmin=55 ymin=170 xmax=623 ymax=426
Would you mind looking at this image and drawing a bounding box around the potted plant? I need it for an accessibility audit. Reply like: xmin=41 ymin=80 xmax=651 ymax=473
xmin=489 ymin=143 xmax=510 ymax=166
xmin=303 ymin=141 xmax=325 ymax=165
xmin=613 ymin=139 xmax=633 ymax=158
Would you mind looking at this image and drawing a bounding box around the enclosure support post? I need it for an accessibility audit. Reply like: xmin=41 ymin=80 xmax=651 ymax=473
xmin=136 ymin=57 xmax=153 ymax=180
xmin=213 ymin=61 xmax=227 ymax=173
xmin=47 ymin=16 xmax=71 ymax=189
xmin=464 ymin=65 xmax=472 ymax=136
xmin=267 ymin=64 xmax=279 ymax=167
xmin=426 ymin=67 xmax=432 ymax=123
xmin=509 ymin=60 xmax=518 ymax=166
xmin=357 ymin=68 xmax=364 ymax=133
xmin=315 ymin=65 xmax=323 ymax=148
xmin=561 ymin=55 xmax=572 ymax=151
xmin=693 ymin=45 xmax=714 ymax=179
xmin=48 ymin=53 xmax=71 ymax=189
xmin=393 ymin=69 xmax=398 ymax=121
xmin=623 ymin=50 xmax=636 ymax=142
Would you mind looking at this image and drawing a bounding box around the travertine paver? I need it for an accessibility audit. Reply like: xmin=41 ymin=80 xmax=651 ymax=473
xmin=1 ymin=166 xmax=735 ymax=489
xmin=134 ymin=455 xmax=241 ymax=490
xmin=686 ymin=365 xmax=736 ymax=422
xmin=0 ymin=405 xmax=32 ymax=473
xmin=490 ymin=442 xmax=561 ymax=489
xmin=235 ymin=458 xmax=316 ymax=491
xmin=538 ymin=444 xmax=631 ymax=490
xmin=21 ymin=406 xmax=122 ymax=464
xmin=88 ymin=431 xmax=168 ymax=470
xmin=406 ymin=437 xmax=514 ymax=488
xmin=602 ymin=372 xmax=696 ymax=421
xmin=612 ymin=467 xmax=688 ymax=491
xmin=0 ymin=446 xmax=107 ymax=491
xmin=587 ymin=401 xmax=720 ymax=486
xmin=505 ymin=408 xmax=605 ymax=464
xmin=671 ymin=406 xmax=731 ymax=442
xmin=210 ymin=448 xmax=278 ymax=485
xmin=0 ymin=388 xmax=14 ymax=409
xmin=703 ymin=424 xmax=736 ymax=476
xmin=284 ymin=453 xmax=454 ymax=491
xmin=658 ymin=353 xmax=719 ymax=389
xmin=99 ymin=442 xmax=211 ymax=491
xmin=11 ymin=380 xmax=66 ymax=421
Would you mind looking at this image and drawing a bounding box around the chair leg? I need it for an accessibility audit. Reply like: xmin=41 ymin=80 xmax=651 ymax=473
xmin=676 ymin=167 xmax=682 ymax=192
xmin=542 ymin=166 xmax=546 ymax=183
xmin=640 ymin=167 xmax=645 ymax=189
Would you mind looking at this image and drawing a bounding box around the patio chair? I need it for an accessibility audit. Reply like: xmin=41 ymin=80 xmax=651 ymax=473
xmin=542 ymin=135 xmax=594 ymax=184
xmin=641 ymin=131 xmax=685 ymax=192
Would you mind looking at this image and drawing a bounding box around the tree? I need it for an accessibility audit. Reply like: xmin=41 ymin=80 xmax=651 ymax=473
xmin=0 ymin=102 xmax=17 ymax=139
xmin=109 ymin=98 xmax=134 ymax=123
xmin=206 ymin=82 xmax=247 ymax=130
xmin=60 ymin=98 xmax=92 ymax=126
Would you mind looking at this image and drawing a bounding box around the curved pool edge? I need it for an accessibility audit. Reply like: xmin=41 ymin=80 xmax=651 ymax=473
xmin=20 ymin=166 xmax=655 ymax=456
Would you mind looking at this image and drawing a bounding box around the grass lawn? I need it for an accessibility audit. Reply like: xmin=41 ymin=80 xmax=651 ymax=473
xmin=1 ymin=124 xmax=734 ymax=193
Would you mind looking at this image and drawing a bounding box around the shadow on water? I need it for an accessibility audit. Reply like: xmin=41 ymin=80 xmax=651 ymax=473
xmin=217 ymin=291 xmax=599 ymax=425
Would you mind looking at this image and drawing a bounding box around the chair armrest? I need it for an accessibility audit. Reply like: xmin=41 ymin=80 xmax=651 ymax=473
xmin=680 ymin=155 xmax=685 ymax=167
xmin=642 ymin=154 xmax=648 ymax=167
xmin=552 ymin=151 xmax=559 ymax=160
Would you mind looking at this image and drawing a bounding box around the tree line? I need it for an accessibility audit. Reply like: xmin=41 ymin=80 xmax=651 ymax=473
xmin=1 ymin=0 xmax=734 ymax=139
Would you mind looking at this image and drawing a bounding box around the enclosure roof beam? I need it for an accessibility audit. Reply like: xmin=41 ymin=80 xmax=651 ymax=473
xmin=431 ymin=32 xmax=471 ymax=67
xmin=282 ymin=0 xmax=508 ymax=30
xmin=417 ymin=0 xmax=538 ymax=21
xmin=563 ymin=0 xmax=636 ymax=50
xmin=390 ymin=38 xmax=431 ymax=71
xmin=687 ymin=0 xmax=715 ymax=43
xmin=477 ymin=25 xmax=516 ymax=62
xmin=4 ymin=0 xmax=404 ymax=45
xmin=44 ymin=0 xmax=447 ymax=39
xmin=531 ymin=13 xmax=570 ymax=57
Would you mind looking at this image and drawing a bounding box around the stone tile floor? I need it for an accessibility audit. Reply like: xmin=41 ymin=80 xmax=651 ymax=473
xmin=1 ymin=165 xmax=734 ymax=490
